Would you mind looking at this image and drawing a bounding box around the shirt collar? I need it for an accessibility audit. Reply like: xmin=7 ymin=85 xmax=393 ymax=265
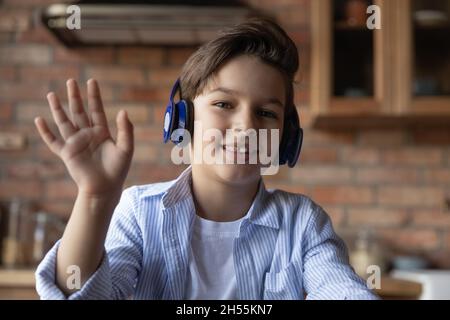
xmin=161 ymin=165 xmax=193 ymax=209
xmin=161 ymin=165 xmax=281 ymax=230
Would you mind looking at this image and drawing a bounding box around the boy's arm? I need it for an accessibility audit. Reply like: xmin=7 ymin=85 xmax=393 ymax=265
xmin=302 ymin=203 xmax=380 ymax=300
xmin=33 ymin=79 xmax=136 ymax=299
xmin=35 ymin=187 xmax=143 ymax=300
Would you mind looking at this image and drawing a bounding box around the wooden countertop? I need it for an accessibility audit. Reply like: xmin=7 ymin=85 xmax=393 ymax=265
xmin=0 ymin=269 xmax=423 ymax=299
xmin=0 ymin=269 xmax=38 ymax=299
xmin=374 ymin=276 xmax=422 ymax=299
xmin=0 ymin=269 xmax=36 ymax=287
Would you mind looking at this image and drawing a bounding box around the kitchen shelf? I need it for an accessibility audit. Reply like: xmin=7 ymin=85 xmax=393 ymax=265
xmin=311 ymin=0 xmax=450 ymax=129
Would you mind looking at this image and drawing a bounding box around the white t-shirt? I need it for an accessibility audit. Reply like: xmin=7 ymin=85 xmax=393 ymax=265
xmin=184 ymin=213 xmax=247 ymax=300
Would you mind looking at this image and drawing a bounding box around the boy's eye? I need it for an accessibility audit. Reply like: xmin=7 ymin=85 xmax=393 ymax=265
xmin=258 ymin=109 xmax=278 ymax=119
xmin=213 ymin=102 xmax=231 ymax=109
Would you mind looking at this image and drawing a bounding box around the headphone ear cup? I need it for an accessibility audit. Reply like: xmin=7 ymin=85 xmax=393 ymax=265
xmin=172 ymin=100 xmax=193 ymax=144
xmin=180 ymin=99 xmax=194 ymax=138
xmin=279 ymin=106 xmax=303 ymax=167
xmin=286 ymin=127 xmax=303 ymax=167
xmin=163 ymin=103 xmax=177 ymax=143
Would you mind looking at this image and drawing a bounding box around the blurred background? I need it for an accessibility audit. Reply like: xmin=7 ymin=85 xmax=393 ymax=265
xmin=0 ymin=0 xmax=449 ymax=299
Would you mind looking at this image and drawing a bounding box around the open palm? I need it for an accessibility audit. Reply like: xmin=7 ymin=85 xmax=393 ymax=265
xmin=34 ymin=79 xmax=134 ymax=197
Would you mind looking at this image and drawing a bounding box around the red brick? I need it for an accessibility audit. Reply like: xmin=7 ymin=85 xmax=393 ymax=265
xmin=0 ymin=103 xmax=13 ymax=121
xmin=104 ymin=104 xmax=151 ymax=125
xmin=311 ymin=186 xmax=374 ymax=205
xmin=85 ymin=66 xmax=146 ymax=86
xmin=0 ymin=82 xmax=49 ymax=101
xmin=411 ymin=210 xmax=450 ymax=228
xmin=0 ymin=66 xmax=17 ymax=81
xmin=321 ymin=205 xmax=346 ymax=227
xmin=166 ymin=47 xmax=197 ymax=66
xmin=0 ymin=180 xmax=42 ymax=200
xmin=36 ymin=143 xmax=59 ymax=161
xmin=6 ymin=161 xmax=66 ymax=179
xmin=382 ymin=148 xmax=443 ymax=166
xmin=119 ymin=87 xmax=168 ymax=103
xmin=159 ymin=142 xmax=181 ymax=163
xmin=134 ymin=126 xmax=165 ymax=143
xmin=0 ymin=123 xmax=37 ymax=135
xmin=0 ymin=33 xmax=11 ymax=43
xmin=16 ymin=103 xmax=51 ymax=123
xmin=147 ymin=68 xmax=182 ymax=87
xmin=264 ymin=182 xmax=308 ymax=195
xmin=299 ymin=146 xmax=338 ymax=164
xmin=378 ymin=187 xmax=443 ymax=208
xmin=117 ymin=47 xmax=165 ymax=66
xmin=0 ymin=10 xmax=30 ymax=32
xmin=423 ymin=169 xmax=450 ymax=185
xmin=0 ymin=45 xmax=51 ymax=65
xmin=0 ymin=148 xmax=33 ymax=162
xmin=341 ymin=147 xmax=380 ymax=165
xmin=446 ymin=233 xmax=450 ymax=250
xmin=19 ymin=65 xmax=80 ymax=82
xmin=378 ymin=229 xmax=439 ymax=251
xmin=152 ymin=105 xmax=167 ymax=124
xmin=291 ymin=166 xmax=352 ymax=184
xmin=348 ymin=208 xmax=409 ymax=227
xmin=356 ymin=168 xmax=419 ymax=184
xmin=262 ymin=165 xmax=292 ymax=184
xmin=132 ymin=144 xmax=160 ymax=163
xmin=50 ymin=81 xmax=115 ymax=103
xmin=303 ymin=130 xmax=355 ymax=147
xmin=126 ymin=164 xmax=187 ymax=185
xmin=45 ymin=180 xmax=77 ymax=200
xmin=54 ymin=47 xmax=115 ymax=64
xmin=358 ymin=130 xmax=407 ymax=146
xmin=17 ymin=25 xmax=59 ymax=44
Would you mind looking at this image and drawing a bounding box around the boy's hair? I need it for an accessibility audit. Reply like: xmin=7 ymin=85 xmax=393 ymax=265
xmin=179 ymin=17 xmax=299 ymax=113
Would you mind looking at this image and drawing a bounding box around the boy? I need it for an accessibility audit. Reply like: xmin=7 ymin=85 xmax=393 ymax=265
xmin=34 ymin=18 xmax=378 ymax=300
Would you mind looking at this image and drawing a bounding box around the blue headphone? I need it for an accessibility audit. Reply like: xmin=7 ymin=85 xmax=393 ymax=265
xmin=162 ymin=78 xmax=303 ymax=167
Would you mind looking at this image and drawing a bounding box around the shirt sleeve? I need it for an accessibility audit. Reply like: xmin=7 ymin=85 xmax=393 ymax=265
xmin=302 ymin=202 xmax=380 ymax=300
xmin=35 ymin=186 xmax=143 ymax=300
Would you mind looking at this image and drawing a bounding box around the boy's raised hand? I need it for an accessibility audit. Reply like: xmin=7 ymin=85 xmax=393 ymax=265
xmin=34 ymin=79 xmax=134 ymax=198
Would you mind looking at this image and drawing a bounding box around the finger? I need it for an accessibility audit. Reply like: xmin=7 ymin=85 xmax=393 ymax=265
xmin=34 ymin=117 xmax=63 ymax=155
xmin=87 ymin=79 xmax=110 ymax=133
xmin=116 ymin=110 xmax=134 ymax=154
xmin=47 ymin=92 xmax=77 ymax=140
xmin=67 ymin=79 xmax=91 ymax=129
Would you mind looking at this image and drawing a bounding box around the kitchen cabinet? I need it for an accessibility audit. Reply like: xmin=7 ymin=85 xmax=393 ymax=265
xmin=311 ymin=0 xmax=450 ymax=128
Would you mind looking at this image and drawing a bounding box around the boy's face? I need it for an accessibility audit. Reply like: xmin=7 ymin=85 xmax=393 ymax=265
xmin=190 ymin=54 xmax=285 ymax=185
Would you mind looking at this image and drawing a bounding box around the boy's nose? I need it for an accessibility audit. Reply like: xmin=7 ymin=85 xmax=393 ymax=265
xmin=232 ymin=109 xmax=257 ymax=132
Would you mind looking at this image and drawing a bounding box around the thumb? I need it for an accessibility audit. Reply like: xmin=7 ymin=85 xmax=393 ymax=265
xmin=116 ymin=110 xmax=134 ymax=154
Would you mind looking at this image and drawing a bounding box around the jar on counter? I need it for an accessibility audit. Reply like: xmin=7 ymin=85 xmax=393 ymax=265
xmin=349 ymin=228 xmax=387 ymax=279
xmin=1 ymin=198 xmax=34 ymax=268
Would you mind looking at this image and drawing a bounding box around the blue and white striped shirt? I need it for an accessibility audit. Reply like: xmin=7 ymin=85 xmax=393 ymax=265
xmin=35 ymin=165 xmax=379 ymax=300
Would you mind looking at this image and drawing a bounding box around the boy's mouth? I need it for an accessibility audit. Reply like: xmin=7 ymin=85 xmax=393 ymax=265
xmin=221 ymin=144 xmax=258 ymax=155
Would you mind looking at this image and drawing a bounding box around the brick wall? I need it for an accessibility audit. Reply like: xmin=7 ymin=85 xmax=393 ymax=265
xmin=1 ymin=0 xmax=450 ymax=268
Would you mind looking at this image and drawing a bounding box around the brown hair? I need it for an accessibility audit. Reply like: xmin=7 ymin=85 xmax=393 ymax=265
xmin=179 ymin=17 xmax=299 ymax=113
